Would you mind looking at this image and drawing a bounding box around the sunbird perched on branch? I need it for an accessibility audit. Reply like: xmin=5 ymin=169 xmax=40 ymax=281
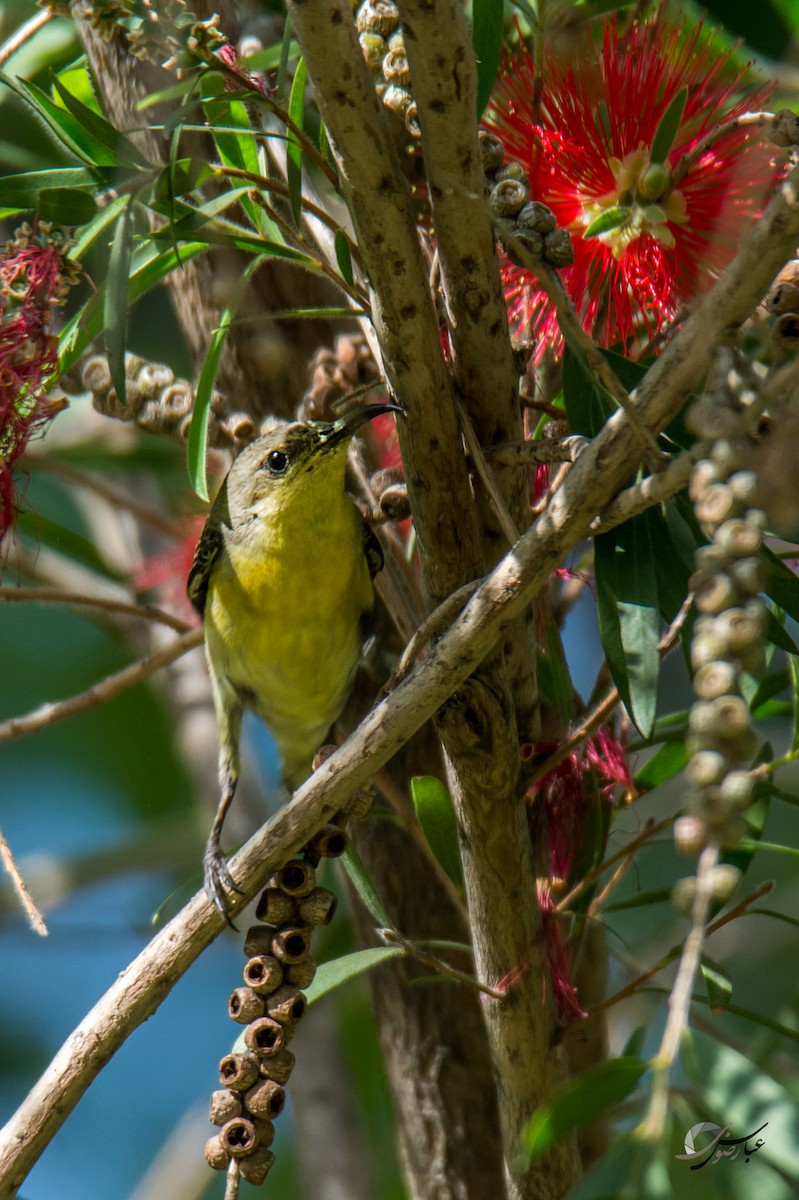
xmin=188 ymin=403 xmax=402 ymax=918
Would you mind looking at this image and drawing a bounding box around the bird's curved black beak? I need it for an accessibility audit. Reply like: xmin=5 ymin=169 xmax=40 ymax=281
xmin=318 ymin=402 xmax=404 ymax=448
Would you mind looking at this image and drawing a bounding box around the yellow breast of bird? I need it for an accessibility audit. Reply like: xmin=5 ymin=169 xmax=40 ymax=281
xmin=204 ymin=496 xmax=374 ymax=774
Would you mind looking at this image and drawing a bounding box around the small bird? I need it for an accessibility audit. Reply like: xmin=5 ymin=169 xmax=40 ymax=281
xmin=188 ymin=402 xmax=400 ymax=918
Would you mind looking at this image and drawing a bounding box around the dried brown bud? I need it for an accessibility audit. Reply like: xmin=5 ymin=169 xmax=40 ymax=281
xmin=266 ymin=984 xmax=308 ymax=1025
xmin=766 ymin=279 xmax=799 ymax=313
xmin=489 ymin=177 xmax=529 ymax=217
xmin=219 ymin=1116 xmax=259 ymax=1159
xmin=772 ymin=312 xmax=799 ymax=352
xmin=694 ymin=573 xmax=738 ymax=615
xmin=685 ymin=750 xmax=728 ymax=787
xmin=243 ymin=954 xmax=284 ymax=995
xmin=219 ymin=1053 xmax=260 ymax=1092
xmin=255 ymin=888 xmax=299 ymax=925
xmin=378 ymin=482 xmax=411 ymax=521
xmin=228 ymin=987 xmax=267 ymax=1025
xmin=358 ymin=31 xmax=386 ymax=70
xmin=298 ymin=887 xmax=338 ymax=926
xmin=670 ymin=876 xmax=697 ymax=916
xmin=688 ymin=458 xmax=722 ymax=502
xmin=209 ymin=1088 xmax=242 ymax=1125
xmin=238 ymin=1145 xmax=276 ymax=1186
xmin=273 ymin=859 xmax=316 ymax=898
xmin=285 ymin=959 xmax=317 ymax=988
xmin=693 ymin=660 xmax=738 ymax=700
xmin=244 ymin=1016 xmax=286 ymax=1058
xmin=259 ymin=1046 xmax=296 ymax=1084
xmin=204 ymin=1132 xmax=230 ymax=1170
xmin=271 ymin=925 xmax=312 ymax=964
xmin=768 ymin=108 xmax=799 ymax=148
xmin=495 ymin=161 xmax=528 ymax=184
xmin=478 ymin=130 xmax=505 ymax=173
xmin=542 ymin=228 xmax=574 ymax=267
xmin=695 ymin=482 xmax=736 ymax=527
xmin=356 ymin=0 xmax=400 ymax=37
xmin=517 ymin=200 xmax=557 ymax=235
xmin=673 ymin=815 xmax=707 ymax=856
xmin=382 ymin=43 xmax=409 ymax=86
xmin=307 ymin=823 xmax=349 ymax=859
xmin=714 ymin=517 xmax=762 ymax=558
xmin=244 ymin=1078 xmax=285 ymax=1119
xmin=708 ymin=863 xmax=741 ymax=902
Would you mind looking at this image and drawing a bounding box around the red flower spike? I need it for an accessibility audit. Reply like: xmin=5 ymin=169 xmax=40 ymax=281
xmin=486 ymin=18 xmax=781 ymax=357
xmin=0 ymin=225 xmax=77 ymax=542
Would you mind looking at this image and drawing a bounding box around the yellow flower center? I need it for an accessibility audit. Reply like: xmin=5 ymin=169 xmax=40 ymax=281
xmin=578 ymin=148 xmax=688 ymax=259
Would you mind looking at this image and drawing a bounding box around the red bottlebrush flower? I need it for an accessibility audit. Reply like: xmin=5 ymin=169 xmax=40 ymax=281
xmin=525 ymin=726 xmax=633 ymax=1021
xmin=486 ymin=18 xmax=780 ymax=356
xmin=0 ymin=223 xmax=78 ymax=543
xmin=133 ymin=515 xmax=205 ymax=625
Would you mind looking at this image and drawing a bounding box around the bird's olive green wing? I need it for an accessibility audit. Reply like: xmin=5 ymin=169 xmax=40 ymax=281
xmin=362 ymin=520 xmax=384 ymax=579
xmin=187 ymin=519 xmax=224 ymax=616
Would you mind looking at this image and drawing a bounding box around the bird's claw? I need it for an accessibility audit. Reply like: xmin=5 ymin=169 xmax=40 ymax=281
xmin=203 ymin=844 xmax=244 ymax=929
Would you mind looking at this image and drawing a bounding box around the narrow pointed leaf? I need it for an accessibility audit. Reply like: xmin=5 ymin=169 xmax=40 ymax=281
xmin=51 ymin=73 xmax=149 ymax=168
xmin=341 ymin=845 xmax=392 ymax=927
xmin=334 ymin=229 xmax=354 ymax=289
xmin=634 ymin=738 xmax=688 ymax=789
xmin=287 ymin=56 xmax=307 ymax=227
xmin=521 ymin=1056 xmax=648 ymax=1159
xmin=595 ymin=511 xmax=661 ymax=738
xmin=410 ymin=776 xmax=463 ymax=886
xmin=700 ymin=955 xmax=732 ymax=1015
xmin=37 ymin=186 xmax=98 ymax=225
xmin=472 ymin=0 xmax=504 ymax=117
xmin=304 ymin=946 xmax=403 ymax=1005
xmin=0 ymin=167 xmax=104 ymax=214
xmin=188 ymin=255 xmax=264 ymax=499
xmin=583 ymin=205 xmax=630 ymax=240
xmin=104 ymin=199 xmax=134 ymax=405
xmin=0 ymin=71 xmax=118 ymax=166
xmin=649 ymin=87 xmax=688 ymax=165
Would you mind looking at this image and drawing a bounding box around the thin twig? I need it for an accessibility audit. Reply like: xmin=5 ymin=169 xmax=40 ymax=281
xmin=0 ymin=7 xmax=53 ymax=67
xmin=213 ymin=164 xmax=364 ymax=273
xmin=556 ymin=816 xmax=674 ymax=916
xmin=640 ymin=843 xmax=719 ymax=1139
xmin=384 ymin=579 xmax=482 ymax=692
xmin=596 ymin=879 xmax=774 ymax=1017
xmin=0 ymin=828 xmax=48 ymax=936
xmin=668 ymin=111 xmax=776 ymax=193
xmin=224 ymin=1160 xmax=240 ymax=1199
xmin=0 ymin=628 xmax=203 ymax=745
xmin=0 ymin=586 xmax=192 ymax=633
xmin=486 ymin=436 xmax=589 ymax=467
xmin=379 ymin=928 xmax=506 ymax=1000
xmin=453 ymin=396 xmax=519 ymax=545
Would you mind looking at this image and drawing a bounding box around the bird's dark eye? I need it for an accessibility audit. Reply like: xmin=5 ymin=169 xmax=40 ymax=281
xmin=264 ymin=449 xmax=289 ymax=474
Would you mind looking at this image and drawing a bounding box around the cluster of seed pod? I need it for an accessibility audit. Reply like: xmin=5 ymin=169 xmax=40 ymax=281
xmin=478 ymin=130 xmax=574 ymax=269
xmin=670 ymin=386 xmax=769 ymax=913
xmin=78 ymin=353 xmax=257 ymax=448
xmin=764 ymin=259 xmax=799 ymax=355
xmin=205 ymin=787 xmax=374 ymax=1187
xmin=355 ymin=0 xmax=419 ymax=136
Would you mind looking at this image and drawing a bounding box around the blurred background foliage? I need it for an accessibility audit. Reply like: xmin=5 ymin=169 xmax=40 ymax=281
xmin=1 ymin=1 xmax=798 ymax=1198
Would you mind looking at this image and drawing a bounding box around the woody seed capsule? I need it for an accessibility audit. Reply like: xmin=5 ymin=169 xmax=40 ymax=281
xmin=256 ymin=887 xmax=298 ymax=925
xmin=228 ymin=987 xmax=266 ymax=1024
xmin=209 ymin=1089 xmax=242 ymax=1126
xmin=243 ymin=954 xmax=284 ymax=995
xmin=715 ymin=518 xmax=763 ymax=557
xmin=218 ymin=1053 xmax=260 ymax=1092
xmin=259 ymin=1046 xmax=296 ymax=1084
xmin=274 ymin=859 xmax=316 ymax=898
xmin=244 ymin=1078 xmax=285 ymax=1119
xmin=219 ymin=1116 xmax=259 ymax=1159
xmin=204 ymin=1133 xmax=230 ymax=1171
xmin=693 ymin=660 xmax=738 ymax=700
xmin=244 ymin=1016 xmax=285 ymax=1058
xmin=238 ymin=1146 xmax=276 ymax=1186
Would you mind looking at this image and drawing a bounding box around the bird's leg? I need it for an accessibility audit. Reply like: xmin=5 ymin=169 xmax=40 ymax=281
xmin=205 ymin=684 xmax=245 ymax=925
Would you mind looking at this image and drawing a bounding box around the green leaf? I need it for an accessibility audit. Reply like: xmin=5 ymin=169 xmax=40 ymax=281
xmin=562 ymin=346 xmax=613 ymax=437
xmin=472 ymin=0 xmax=504 ymax=118
xmin=595 ymin=510 xmax=661 ymax=737
xmin=247 ymin=39 xmax=301 ymax=73
xmin=58 ymin=238 xmax=208 ymax=379
xmin=287 ymin=56 xmax=307 ymax=228
xmin=188 ymin=255 xmax=265 ymax=499
xmin=15 ymin=508 xmax=123 ymax=581
xmin=683 ymin=1030 xmax=799 ymax=1182
xmin=583 ymin=205 xmax=630 ymax=240
xmin=67 ymin=193 xmax=132 ymax=261
xmin=649 ymin=87 xmax=688 ymax=165
xmin=700 ymin=955 xmax=732 ymax=1015
xmin=0 ymin=71 xmax=118 ymax=166
xmin=521 ymin=1056 xmax=648 ymax=1159
xmin=635 ymin=739 xmax=687 ymax=789
xmin=341 ymin=845 xmax=392 ymax=927
xmin=304 ymin=946 xmax=403 ymax=1005
xmin=334 ymin=229 xmax=354 ymax=289
xmin=410 ymin=776 xmax=463 ymax=887
xmin=0 ymin=167 xmax=104 ymax=215
xmin=51 ymin=72 xmax=148 ymax=169
xmin=791 ymin=653 xmax=799 ymax=752
xmin=762 ymin=545 xmax=799 ymax=629
xmin=104 ymin=198 xmax=134 ymax=406
xmin=37 ymin=186 xmax=98 ymax=225
xmin=604 ymin=887 xmax=671 ymax=912
xmin=764 ymin=608 xmax=798 ymax=655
